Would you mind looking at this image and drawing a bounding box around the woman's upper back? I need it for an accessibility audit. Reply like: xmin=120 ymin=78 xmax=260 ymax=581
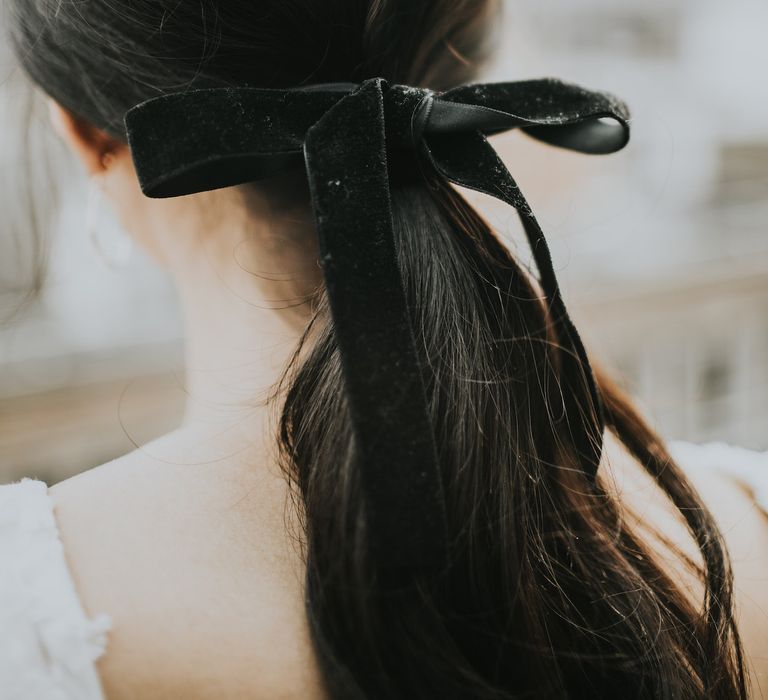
xmin=2 ymin=432 xmax=767 ymax=699
xmin=613 ymin=435 xmax=768 ymax=696
xmin=666 ymin=439 xmax=768 ymax=697
xmin=0 ymin=428 xmax=327 ymax=700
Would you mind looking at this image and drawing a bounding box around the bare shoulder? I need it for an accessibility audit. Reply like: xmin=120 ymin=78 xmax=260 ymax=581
xmin=49 ymin=435 xmax=326 ymax=700
xmin=669 ymin=441 xmax=768 ymax=697
xmin=607 ymin=433 xmax=768 ymax=697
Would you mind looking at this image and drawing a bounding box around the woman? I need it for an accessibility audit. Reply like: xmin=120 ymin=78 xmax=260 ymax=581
xmin=1 ymin=1 xmax=766 ymax=698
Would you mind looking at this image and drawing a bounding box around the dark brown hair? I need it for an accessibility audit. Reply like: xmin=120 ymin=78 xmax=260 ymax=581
xmin=8 ymin=1 xmax=747 ymax=697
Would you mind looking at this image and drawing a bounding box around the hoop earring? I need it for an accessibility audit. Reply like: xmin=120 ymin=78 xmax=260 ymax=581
xmin=85 ymin=171 xmax=134 ymax=270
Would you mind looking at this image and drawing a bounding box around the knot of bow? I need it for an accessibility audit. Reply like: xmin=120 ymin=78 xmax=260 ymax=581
xmin=125 ymin=77 xmax=631 ymax=573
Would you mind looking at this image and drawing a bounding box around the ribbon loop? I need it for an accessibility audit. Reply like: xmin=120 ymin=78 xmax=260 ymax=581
xmin=438 ymin=78 xmax=630 ymax=151
xmin=124 ymin=77 xmax=631 ymax=572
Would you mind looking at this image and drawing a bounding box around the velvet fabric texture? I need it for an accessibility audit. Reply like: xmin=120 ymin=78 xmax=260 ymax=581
xmin=125 ymin=77 xmax=630 ymax=571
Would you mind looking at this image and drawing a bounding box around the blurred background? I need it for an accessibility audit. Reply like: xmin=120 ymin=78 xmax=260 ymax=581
xmin=1 ymin=0 xmax=767 ymax=485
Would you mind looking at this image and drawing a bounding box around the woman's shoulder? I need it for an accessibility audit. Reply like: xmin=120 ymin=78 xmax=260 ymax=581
xmin=0 ymin=477 xmax=111 ymax=700
xmin=605 ymin=431 xmax=768 ymax=695
xmin=665 ymin=439 xmax=768 ymax=696
xmin=46 ymin=446 xmax=326 ymax=700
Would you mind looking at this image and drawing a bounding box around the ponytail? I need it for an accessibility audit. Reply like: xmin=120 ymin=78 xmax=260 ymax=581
xmin=276 ymin=163 xmax=747 ymax=698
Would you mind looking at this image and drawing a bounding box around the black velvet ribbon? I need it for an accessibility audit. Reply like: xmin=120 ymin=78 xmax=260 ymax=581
xmin=125 ymin=77 xmax=630 ymax=571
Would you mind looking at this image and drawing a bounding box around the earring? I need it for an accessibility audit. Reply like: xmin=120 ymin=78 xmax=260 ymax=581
xmin=85 ymin=154 xmax=134 ymax=270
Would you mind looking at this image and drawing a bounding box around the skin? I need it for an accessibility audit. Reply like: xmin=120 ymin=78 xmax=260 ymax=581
xmin=46 ymin=104 xmax=768 ymax=699
xmin=48 ymin=102 xmax=327 ymax=699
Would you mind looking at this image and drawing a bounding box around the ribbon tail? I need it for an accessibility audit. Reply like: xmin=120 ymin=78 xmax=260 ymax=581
xmin=424 ymin=131 xmax=605 ymax=478
xmin=303 ymin=79 xmax=449 ymax=570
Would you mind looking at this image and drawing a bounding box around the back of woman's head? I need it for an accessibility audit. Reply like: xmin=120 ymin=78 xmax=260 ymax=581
xmin=8 ymin=1 xmax=747 ymax=698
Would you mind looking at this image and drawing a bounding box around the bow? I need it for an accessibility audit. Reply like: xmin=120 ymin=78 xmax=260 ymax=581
xmin=125 ymin=77 xmax=630 ymax=571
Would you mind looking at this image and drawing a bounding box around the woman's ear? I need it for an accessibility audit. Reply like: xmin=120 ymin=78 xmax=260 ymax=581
xmin=48 ymin=100 xmax=127 ymax=176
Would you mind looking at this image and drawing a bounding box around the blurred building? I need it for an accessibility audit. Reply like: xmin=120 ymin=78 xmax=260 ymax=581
xmin=484 ymin=0 xmax=768 ymax=451
xmin=0 ymin=0 xmax=766 ymax=484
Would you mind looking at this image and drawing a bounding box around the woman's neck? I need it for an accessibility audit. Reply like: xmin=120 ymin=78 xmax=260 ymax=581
xmin=179 ymin=279 xmax=302 ymax=431
xmin=161 ymin=186 xmax=317 ymax=451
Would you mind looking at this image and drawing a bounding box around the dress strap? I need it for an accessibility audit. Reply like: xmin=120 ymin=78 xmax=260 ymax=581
xmin=0 ymin=478 xmax=111 ymax=700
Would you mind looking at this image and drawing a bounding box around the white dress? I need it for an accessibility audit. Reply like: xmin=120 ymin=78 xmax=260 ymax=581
xmin=0 ymin=440 xmax=766 ymax=700
xmin=0 ymin=479 xmax=111 ymax=700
